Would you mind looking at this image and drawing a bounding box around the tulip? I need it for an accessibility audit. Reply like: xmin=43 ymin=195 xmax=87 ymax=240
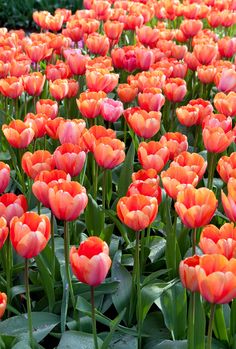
xmin=0 ymin=162 xmax=10 ymax=194
xmin=138 ymin=141 xmax=170 ymax=173
xmin=24 ymin=113 xmax=48 ymax=139
xmin=85 ymin=33 xmax=109 ymax=56
xmin=36 ymin=99 xmax=58 ymax=119
xmin=222 ymin=178 xmax=236 ymax=222
xmin=202 ymin=126 xmax=234 ymax=153
xmin=67 ymin=79 xmax=79 ymax=98
xmin=125 ymin=108 xmax=161 ymax=139
xmin=24 ymin=42 xmax=50 ymax=63
xmin=66 ymin=52 xmax=90 ymax=76
xmin=86 ymin=70 xmax=119 ymax=94
xmin=117 ymin=83 xmax=138 ymax=103
xmin=188 ymin=98 xmax=213 ymax=125
xmin=193 ymin=44 xmax=218 ymax=65
xmin=0 ymin=292 xmax=7 ymax=319
xmin=176 ymin=105 xmax=199 ymax=127
xmin=136 ymin=26 xmax=159 ymax=48
xmin=138 ymin=88 xmax=165 ymax=112
xmin=70 ymin=236 xmax=111 ymax=286
xmin=127 ymin=179 xmax=162 ymax=204
xmin=58 ymin=119 xmax=86 ymax=145
xmin=0 ymin=217 xmax=8 ymax=250
xmin=159 ymin=132 xmax=188 ymax=160
xmin=23 ymin=72 xmax=45 ymax=96
xmin=179 ymin=255 xmax=200 ymax=292
xmin=0 ymin=77 xmax=24 ymax=99
xmin=180 ymin=19 xmax=203 ymax=38
xmin=0 ymin=193 xmax=28 ymax=225
xmin=82 ymin=125 xmax=116 ymax=153
xmin=45 ymin=117 xmax=65 ymax=140
xmin=175 ymin=186 xmax=218 ymax=228
xmin=214 ymin=92 xmax=236 ymax=117
xmin=10 ymin=212 xmax=50 ymax=259
xmin=170 ymin=151 xmax=207 ymax=180
xmin=215 ymin=69 xmax=236 ymax=93
xmin=49 ymin=79 xmax=69 ymax=100
xmin=2 ymin=120 xmax=35 ymax=149
xmin=49 ymin=181 xmax=88 ymax=221
xmin=94 ymin=137 xmax=125 ymax=169
xmin=32 ymin=169 xmax=71 ymax=208
xmin=200 ymin=223 xmax=236 ymax=259
xmin=77 ymin=91 xmax=106 ymax=119
xmin=217 ymin=153 xmax=236 ymax=182
xmin=100 ymin=98 xmax=124 ymax=123
xmin=46 ymin=61 xmax=71 ymax=82
xmin=53 ymin=143 xmax=86 ymax=177
xmin=163 ymin=78 xmax=187 ymax=103
xmin=132 ymin=168 xmax=158 ymax=182
xmin=22 ymin=150 xmax=55 ymax=180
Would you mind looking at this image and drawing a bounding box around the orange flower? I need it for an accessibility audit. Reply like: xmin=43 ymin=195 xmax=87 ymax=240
xmin=2 ymin=120 xmax=35 ymax=148
xmin=170 ymin=151 xmax=207 ymax=181
xmin=193 ymin=44 xmax=218 ymax=65
xmin=49 ymin=181 xmax=88 ymax=221
xmin=10 ymin=58 xmax=30 ymax=77
xmin=125 ymin=108 xmax=161 ymax=139
xmin=82 ymin=125 xmax=116 ymax=152
xmin=66 ymin=52 xmax=90 ymax=76
xmin=32 ymin=169 xmax=70 ymax=208
xmin=53 ymin=143 xmax=86 ymax=177
xmin=86 ymin=70 xmax=119 ymax=94
xmin=0 ymin=217 xmax=8 ymax=250
xmin=222 ymin=178 xmax=236 ymax=222
xmin=138 ymin=141 xmax=169 ymax=173
xmin=49 ymin=79 xmax=69 ymax=100
xmin=161 ymin=167 xmax=199 ymax=200
xmin=0 ymin=193 xmax=27 ymax=226
xmin=0 ymin=162 xmax=10 ymax=194
xmin=202 ymin=125 xmax=234 ymax=153
xmin=218 ymin=37 xmax=236 ymax=58
xmin=85 ymin=33 xmax=109 ymax=56
xmin=138 ymin=88 xmax=165 ymax=112
xmin=24 ymin=42 xmax=51 ymax=63
xmin=70 ymin=236 xmax=111 ymax=286
xmin=77 ymin=91 xmax=106 ymax=119
xmin=200 ymin=223 xmax=236 ymax=259
xmin=24 ymin=113 xmax=49 ymax=139
xmin=117 ymin=194 xmax=158 ymax=231
xmin=58 ymin=119 xmax=86 ymax=145
xmin=188 ymin=98 xmax=213 ymax=125
xmin=159 ymin=132 xmax=188 ymax=160
xmin=127 ymin=179 xmax=162 ymax=204
xmin=136 ymin=26 xmax=159 ymax=48
xmin=0 ymin=292 xmax=7 ymax=319
xmin=23 ymin=72 xmax=45 ymax=96
xmin=10 ymin=212 xmax=50 ymax=259
xmin=67 ymin=79 xmax=79 ymax=98
xmin=215 ymin=69 xmax=236 ymax=93
xmin=176 ymin=105 xmax=199 ymax=127
xmin=136 ymin=47 xmax=155 ymax=71
xmin=132 ymin=168 xmax=158 ymax=182
xmin=46 ymin=61 xmax=71 ymax=82
xmin=94 ymin=137 xmax=125 ymax=169
xmin=0 ymin=61 xmax=10 ymax=78
xmin=36 ymin=99 xmax=58 ymax=119
xmin=179 ymin=255 xmax=200 ymax=292
xmin=163 ymin=78 xmax=187 ymax=102
xmin=130 ymin=70 xmax=166 ymax=92
xmin=44 ymin=116 xmax=64 ymax=139
xmin=197 ymin=65 xmax=216 ymax=84
xmin=214 ymin=92 xmax=236 ymax=117
xmin=22 ymin=150 xmax=55 ymax=180
xmin=175 ymin=186 xmax=218 ymax=228
xmin=104 ymin=20 xmax=124 ymax=45
xmin=180 ymin=19 xmax=203 ymax=38
xmin=117 ymin=83 xmax=138 ymax=103
xmin=184 ymin=52 xmax=200 ymax=71
xmin=217 ymin=153 xmax=236 ymax=183
xmin=196 ymin=254 xmax=236 ymax=304
xmin=92 ymin=0 xmax=111 ymax=21
xmin=0 ymin=77 xmax=24 ymax=99
xmin=171 ymin=43 xmax=187 ymax=60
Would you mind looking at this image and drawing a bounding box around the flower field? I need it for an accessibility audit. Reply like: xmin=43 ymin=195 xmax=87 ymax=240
xmin=0 ymin=0 xmax=235 ymax=348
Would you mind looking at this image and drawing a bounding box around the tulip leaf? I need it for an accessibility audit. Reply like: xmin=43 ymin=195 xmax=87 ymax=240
xmin=111 ymin=251 xmax=132 ymax=317
xmin=187 ymin=292 xmax=205 ymax=349
xmin=58 ymin=331 xmax=103 ymax=349
xmin=117 ymin=142 xmax=135 ymax=198
xmin=213 ymin=304 xmax=229 ymax=343
xmin=0 ymin=312 xmax=60 ymax=342
xmin=156 ymin=282 xmax=187 ymax=340
xmin=101 ymin=308 xmax=126 ymax=349
xmin=85 ymin=194 xmax=104 ymax=236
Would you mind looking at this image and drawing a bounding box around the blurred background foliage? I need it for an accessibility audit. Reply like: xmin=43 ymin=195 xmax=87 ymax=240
xmin=0 ymin=0 xmax=83 ymax=29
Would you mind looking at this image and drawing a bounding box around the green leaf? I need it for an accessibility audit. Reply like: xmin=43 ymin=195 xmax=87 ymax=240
xmin=85 ymin=194 xmax=104 ymax=236
xmin=107 ymin=333 xmax=137 ymax=349
xmin=11 ymin=340 xmax=31 ymax=349
xmin=111 ymin=251 xmax=132 ymax=315
xmin=231 ymin=299 xmax=236 ymax=340
xmin=149 ymin=237 xmax=166 ymax=263
xmin=156 ymin=283 xmax=187 ymax=340
xmin=213 ymin=304 xmax=229 ymax=343
xmin=154 ymin=340 xmax=187 ymax=349
xmin=187 ymin=292 xmax=205 ymax=349
xmin=141 ymin=279 xmax=177 ymax=324
xmin=58 ymin=331 xmax=103 ymax=349
xmin=117 ymin=142 xmax=135 ymax=198
xmin=101 ymin=308 xmax=126 ymax=349
xmin=0 ymin=312 xmax=60 ymax=343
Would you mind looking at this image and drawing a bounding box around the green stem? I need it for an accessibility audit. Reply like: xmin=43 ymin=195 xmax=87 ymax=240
xmin=15 ymin=98 xmax=18 ymax=118
xmin=192 ymin=228 xmax=197 ymax=255
xmin=91 ymin=286 xmax=99 ymax=349
xmin=102 ymin=169 xmax=107 ymax=212
xmin=37 ymin=201 xmax=41 ymax=215
xmin=135 ymin=232 xmax=142 ymax=349
xmin=188 ymin=292 xmax=196 ymax=349
xmin=146 ymin=226 xmax=151 ymax=247
xmin=6 ymin=236 xmax=12 ymax=303
xmin=140 ymin=230 xmax=145 ymax=274
xmin=207 ymin=303 xmax=216 ymax=349
xmin=193 ymin=126 xmax=200 ymax=152
xmin=25 ymin=259 xmax=34 ymax=348
xmin=207 ymin=152 xmax=215 ymax=190
xmin=51 ymin=211 xmax=55 ymax=281
xmin=64 ymin=221 xmax=75 ymax=308
xmin=93 ymin=162 xmax=98 ymax=198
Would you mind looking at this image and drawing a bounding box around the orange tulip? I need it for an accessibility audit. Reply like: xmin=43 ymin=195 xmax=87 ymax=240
xmin=49 ymin=79 xmax=69 ymax=100
xmin=193 ymin=44 xmax=218 ymax=65
xmin=45 ymin=117 xmax=65 ymax=140
xmin=163 ymin=78 xmax=187 ymax=103
xmin=22 ymin=150 xmax=55 ymax=180
xmin=53 ymin=143 xmax=86 ymax=177
xmin=36 ymin=99 xmax=58 ymax=119
xmin=117 ymin=83 xmax=138 ymax=103
xmin=2 ymin=120 xmax=35 ymax=148
xmin=0 ymin=292 xmax=7 ymax=319
xmin=46 ymin=61 xmax=71 ymax=82
xmin=33 ymin=168 xmax=71 ymax=208
xmin=49 ymin=181 xmax=88 ymax=221
xmin=77 ymin=91 xmax=106 ymax=119
xmin=70 ymin=236 xmax=112 ymax=286
xmin=217 ymin=153 xmax=236 ymax=183
xmin=159 ymin=132 xmax=188 ymax=160
xmin=175 ymin=186 xmax=218 ymax=228
xmin=117 ymin=194 xmax=158 ymax=231
xmin=196 ymin=254 xmax=236 ymax=304
xmin=94 ymin=137 xmax=125 ymax=169
xmin=214 ymin=92 xmax=236 ymax=117
xmin=188 ymin=98 xmax=213 ymax=125
xmin=0 ymin=162 xmax=10 ymax=194
xmin=0 ymin=61 xmax=10 ymax=78
xmin=82 ymin=125 xmax=116 ymax=153
xmin=85 ymin=33 xmax=109 ymax=56
xmin=24 ymin=113 xmax=48 ymax=139
xmin=0 ymin=77 xmax=24 ymax=99
xmin=0 ymin=193 xmax=27 ymax=226
xmin=23 ymin=72 xmax=45 ymax=96
xmin=176 ymin=105 xmax=199 ymax=127
xmin=179 ymin=255 xmax=200 ymax=292
xmin=180 ymin=19 xmax=203 ymax=38
xmin=138 ymin=88 xmax=165 ymax=112
xmin=86 ymin=69 xmax=119 ymax=94
xmin=92 ymin=0 xmax=111 ymax=21
xmin=202 ymin=125 xmax=234 ymax=153
xmin=66 ymin=51 xmax=90 ymax=76
xmin=127 ymin=179 xmax=162 ymax=204
xmin=170 ymin=151 xmax=207 ymax=181
xmin=200 ymin=223 xmax=236 ymax=259
xmin=184 ymin=52 xmax=200 ymax=71
xmin=104 ymin=20 xmax=124 ymax=46
xmin=222 ymin=178 xmax=236 ymax=222
xmin=215 ymin=69 xmax=236 ymax=93
xmin=161 ymin=167 xmax=199 ymax=200
xmin=0 ymin=217 xmax=8 ymax=250
xmin=136 ymin=26 xmax=159 ymax=48
xmin=67 ymin=79 xmax=79 ymax=98
xmin=197 ymin=65 xmax=216 ymax=84
xmin=10 ymin=212 xmax=50 ymax=259
xmin=24 ymin=42 xmax=50 ymax=63
xmin=138 ymin=141 xmax=170 ymax=173
xmin=132 ymin=168 xmax=158 ymax=182
xmin=10 ymin=58 xmax=30 ymax=77
xmin=218 ymin=37 xmax=236 ymax=58
xmin=58 ymin=119 xmax=86 ymax=145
